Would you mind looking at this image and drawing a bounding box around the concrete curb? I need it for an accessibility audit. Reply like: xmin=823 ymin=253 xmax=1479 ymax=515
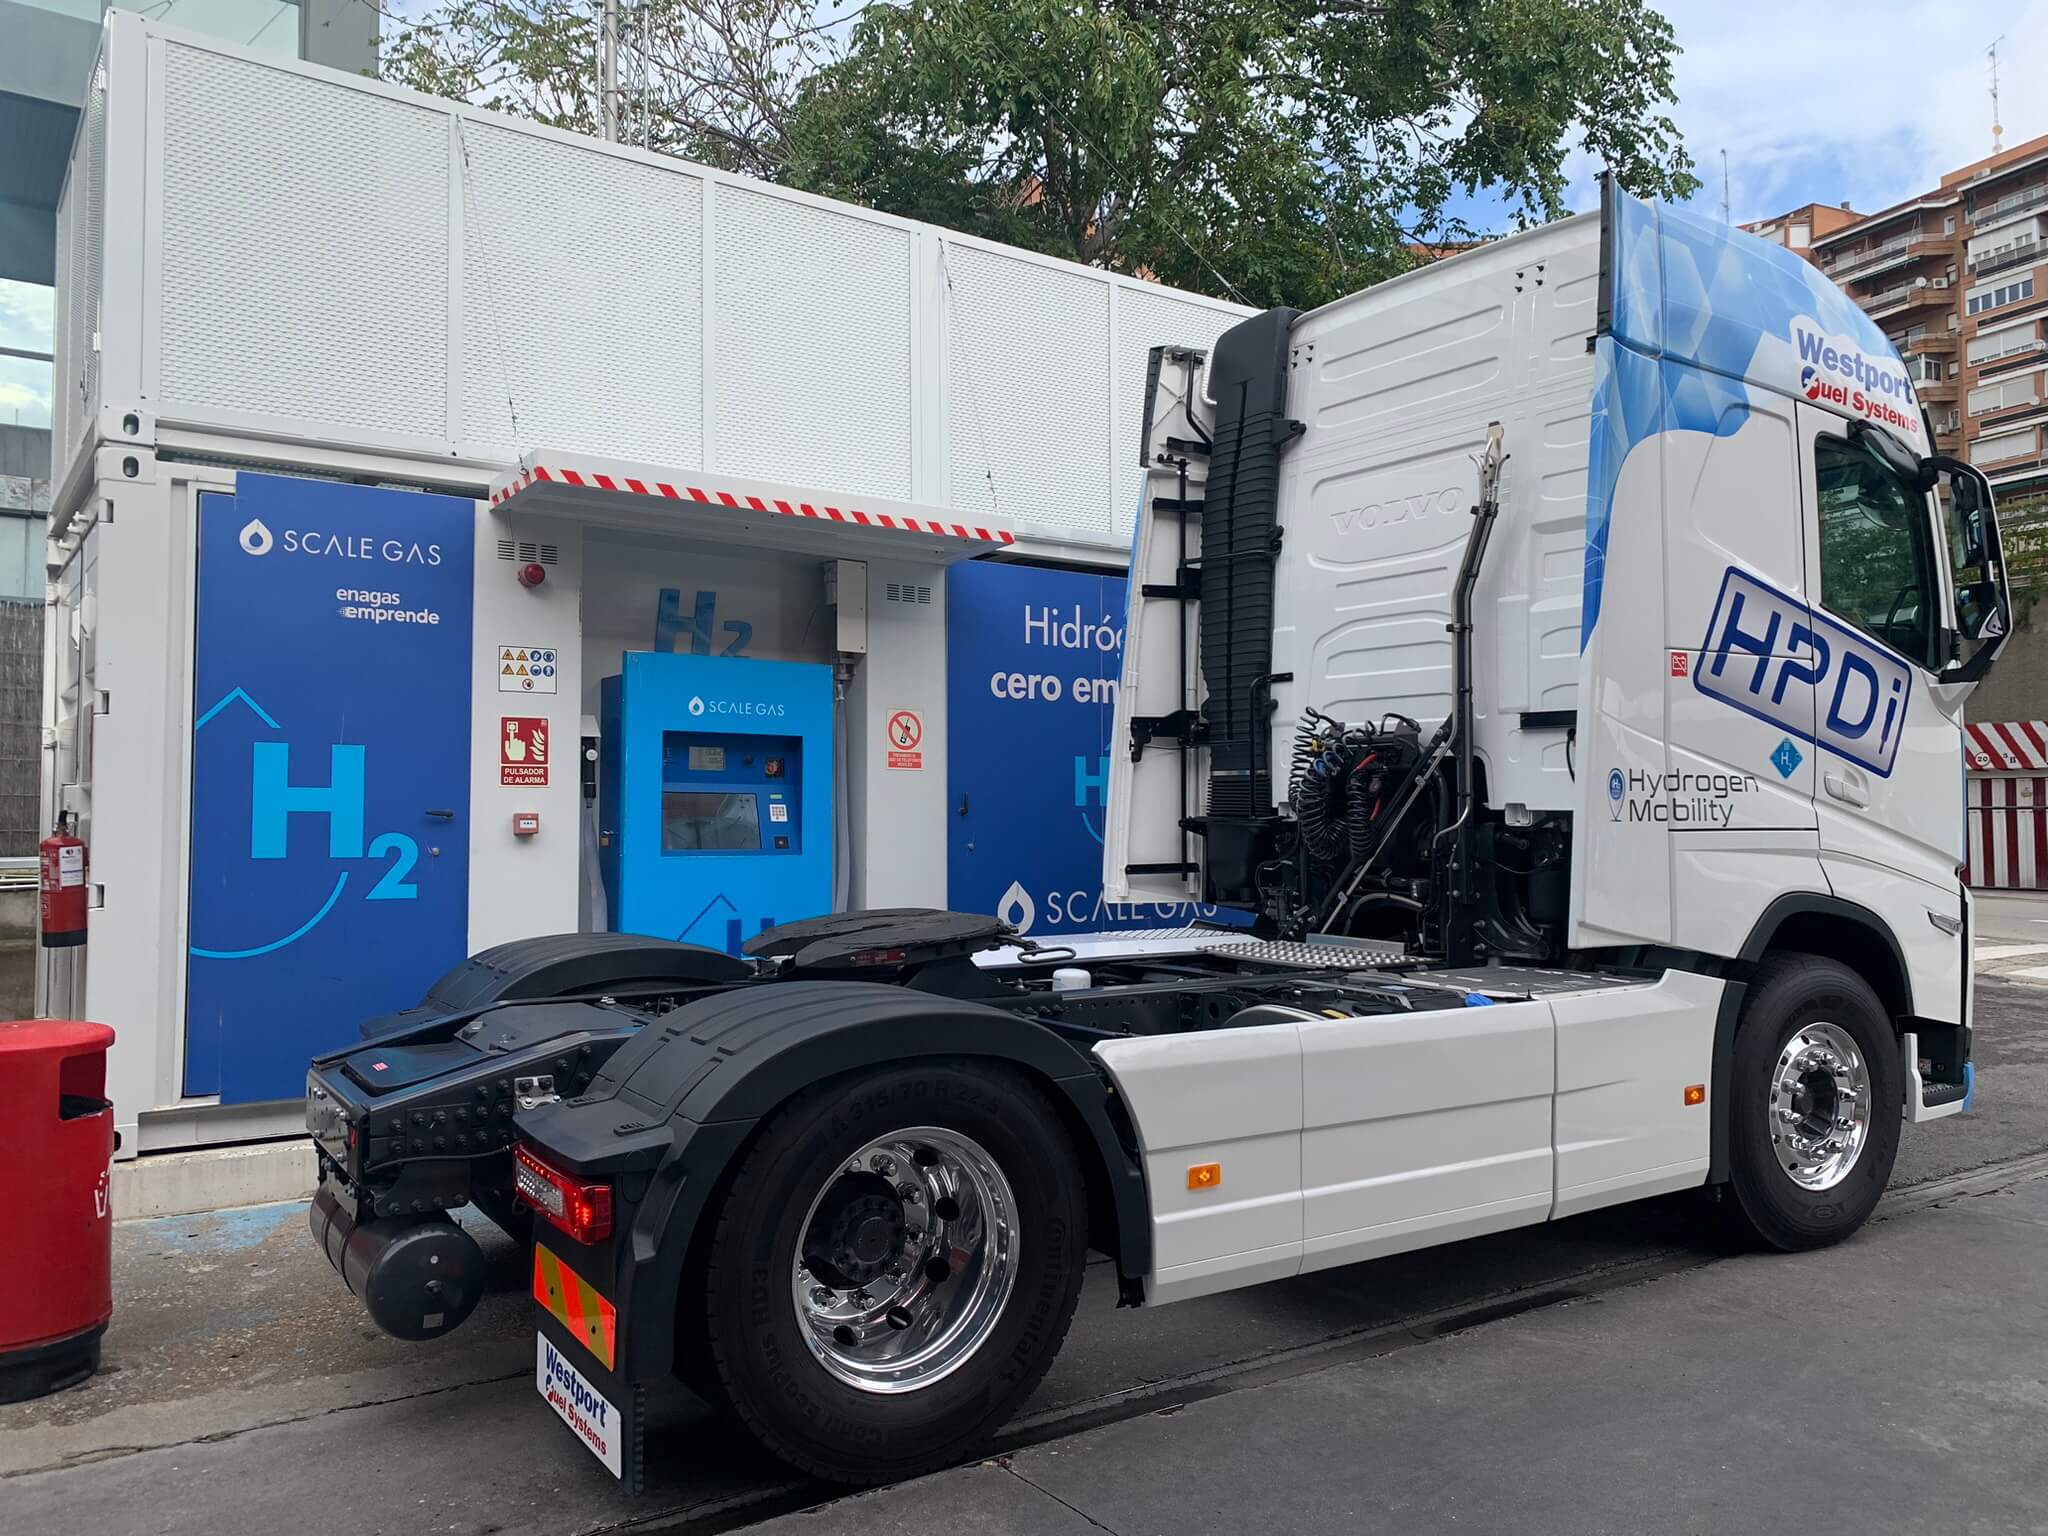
xmin=111 ymin=1140 xmax=315 ymax=1220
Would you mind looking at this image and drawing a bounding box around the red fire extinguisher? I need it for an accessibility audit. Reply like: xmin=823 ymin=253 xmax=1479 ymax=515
xmin=40 ymin=814 xmax=88 ymax=949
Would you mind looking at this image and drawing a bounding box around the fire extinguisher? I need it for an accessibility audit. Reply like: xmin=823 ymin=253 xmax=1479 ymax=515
xmin=40 ymin=813 xmax=88 ymax=949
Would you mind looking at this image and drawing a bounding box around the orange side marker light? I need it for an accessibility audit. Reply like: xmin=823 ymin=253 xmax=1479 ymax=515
xmin=1187 ymin=1162 xmax=1222 ymax=1190
xmin=1684 ymin=1084 xmax=1706 ymax=1106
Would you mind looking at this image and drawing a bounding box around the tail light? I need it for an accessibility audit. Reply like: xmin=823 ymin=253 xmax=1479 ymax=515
xmin=514 ymin=1144 xmax=614 ymax=1243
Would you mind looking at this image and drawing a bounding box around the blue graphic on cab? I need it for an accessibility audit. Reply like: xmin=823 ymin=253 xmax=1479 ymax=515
xmin=1694 ymin=566 xmax=1910 ymax=779
xmin=187 ymin=476 xmax=474 ymax=1104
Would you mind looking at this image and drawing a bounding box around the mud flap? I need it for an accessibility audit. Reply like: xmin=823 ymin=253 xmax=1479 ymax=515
xmin=534 ymin=1244 xmax=646 ymax=1491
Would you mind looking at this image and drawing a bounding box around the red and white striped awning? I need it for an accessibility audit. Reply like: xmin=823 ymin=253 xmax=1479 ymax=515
xmin=1966 ymin=721 xmax=2048 ymax=773
xmin=487 ymin=452 xmax=1020 ymax=563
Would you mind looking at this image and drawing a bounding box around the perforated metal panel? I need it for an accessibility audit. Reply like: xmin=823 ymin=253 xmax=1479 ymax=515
xmin=55 ymin=49 xmax=107 ymax=474
xmin=158 ymin=44 xmax=450 ymax=442
xmin=1113 ymin=288 xmax=1239 ymax=539
xmin=458 ymin=122 xmax=703 ymax=465
xmin=713 ymin=186 xmax=913 ymax=497
xmin=945 ymin=243 xmax=1112 ymax=540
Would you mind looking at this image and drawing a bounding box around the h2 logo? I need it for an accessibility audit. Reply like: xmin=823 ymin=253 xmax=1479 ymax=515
xmin=656 ymin=589 xmax=752 ymax=656
xmin=250 ymin=743 xmax=419 ymax=899
xmin=1693 ymin=567 xmax=1911 ymax=779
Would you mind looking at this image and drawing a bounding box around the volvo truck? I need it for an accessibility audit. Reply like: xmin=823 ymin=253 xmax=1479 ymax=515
xmin=303 ymin=184 xmax=2009 ymax=1489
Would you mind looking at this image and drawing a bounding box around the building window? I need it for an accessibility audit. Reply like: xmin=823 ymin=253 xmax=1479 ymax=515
xmin=1972 ymin=428 xmax=2037 ymax=467
xmin=1968 ymin=372 xmax=2043 ymax=415
xmin=1814 ymin=435 xmax=1941 ymax=670
xmin=1790 ymin=223 xmax=1810 ymax=248
xmin=1967 ymin=276 xmax=2037 ymax=314
xmin=1968 ymin=320 xmax=2042 ymax=365
xmin=0 ymin=280 xmax=53 ymax=432
xmin=1947 ymin=215 xmax=1958 ymax=234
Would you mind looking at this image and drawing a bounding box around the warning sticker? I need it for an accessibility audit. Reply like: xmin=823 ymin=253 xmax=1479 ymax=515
xmin=501 ymin=716 xmax=550 ymax=786
xmin=886 ymin=709 xmax=923 ymax=769
xmin=499 ymin=645 xmax=560 ymax=694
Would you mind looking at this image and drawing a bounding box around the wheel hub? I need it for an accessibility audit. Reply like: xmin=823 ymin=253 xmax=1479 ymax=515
xmin=792 ymin=1127 xmax=1018 ymax=1395
xmin=801 ymin=1178 xmax=905 ymax=1289
xmin=1767 ymin=1021 xmax=1872 ymax=1192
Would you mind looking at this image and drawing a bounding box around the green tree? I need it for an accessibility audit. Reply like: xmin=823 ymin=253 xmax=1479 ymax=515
xmin=783 ymin=0 xmax=1698 ymax=306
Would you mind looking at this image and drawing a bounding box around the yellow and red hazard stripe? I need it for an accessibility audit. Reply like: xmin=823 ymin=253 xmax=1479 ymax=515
xmin=533 ymin=1242 xmax=618 ymax=1369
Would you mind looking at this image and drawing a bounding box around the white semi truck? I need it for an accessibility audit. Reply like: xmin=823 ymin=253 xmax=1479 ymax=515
xmin=305 ymin=183 xmax=2010 ymax=1488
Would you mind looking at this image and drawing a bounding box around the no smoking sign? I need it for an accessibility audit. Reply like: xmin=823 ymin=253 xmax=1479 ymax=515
xmin=887 ymin=709 xmax=923 ymax=769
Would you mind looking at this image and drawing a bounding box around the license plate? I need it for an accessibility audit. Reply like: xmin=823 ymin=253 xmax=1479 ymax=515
xmin=536 ymin=1333 xmax=622 ymax=1478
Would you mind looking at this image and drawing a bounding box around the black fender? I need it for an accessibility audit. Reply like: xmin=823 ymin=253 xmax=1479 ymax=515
xmin=358 ymin=932 xmax=752 ymax=1040
xmin=1709 ymin=893 xmax=1913 ymax=1181
xmin=521 ymin=980 xmax=1151 ymax=1382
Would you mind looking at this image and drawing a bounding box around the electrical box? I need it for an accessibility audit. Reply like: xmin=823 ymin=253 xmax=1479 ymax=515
xmin=824 ymin=558 xmax=868 ymax=656
xmin=599 ymin=652 xmax=834 ymax=954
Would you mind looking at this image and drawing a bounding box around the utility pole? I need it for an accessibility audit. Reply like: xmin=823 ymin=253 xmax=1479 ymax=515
xmin=1720 ymin=149 xmax=1730 ymax=224
xmin=1990 ymin=35 xmax=2006 ymax=153
xmin=601 ymin=0 xmax=620 ymax=142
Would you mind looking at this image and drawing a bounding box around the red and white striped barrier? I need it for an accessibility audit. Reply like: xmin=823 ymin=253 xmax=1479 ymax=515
xmin=1966 ymin=720 xmax=2048 ymax=773
xmin=1967 ymin=774 xmax=2048 ymax=891
xmin=489 ymin=462 xmax=1016 ymax=546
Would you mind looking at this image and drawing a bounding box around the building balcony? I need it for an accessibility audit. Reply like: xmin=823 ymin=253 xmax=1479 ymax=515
xmin=1971 ymin=180 xmax=2048 ymax=226
xmin=1906 ymin=330 xmax=1960 ymax=353
xmin=1860 ymin=283 xmax=1954 ymax=320
xmin=1827 ymin=235 xmax=1950 ymax=282
xmin=1916 ymin=378 xmax=1960 ymax=402
xmin=1967 ymin=241 xmax=2041 ymax=279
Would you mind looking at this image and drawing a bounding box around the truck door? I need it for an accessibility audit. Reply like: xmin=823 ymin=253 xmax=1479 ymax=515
xmin=1793 ymin=402 xmax=1965 ymax=910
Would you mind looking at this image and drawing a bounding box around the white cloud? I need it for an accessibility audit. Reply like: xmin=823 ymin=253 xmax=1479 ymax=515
xmin=1573 ymin=1 xmax=2048 ymax=221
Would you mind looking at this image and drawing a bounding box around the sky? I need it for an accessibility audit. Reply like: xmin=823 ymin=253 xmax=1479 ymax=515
xmin=1478 ymin=0 xmax=2048 ymax=230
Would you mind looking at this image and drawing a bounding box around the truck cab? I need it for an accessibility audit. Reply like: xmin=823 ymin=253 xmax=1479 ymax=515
xmin=1108 ymin=182 xmax=2009 ymax=1087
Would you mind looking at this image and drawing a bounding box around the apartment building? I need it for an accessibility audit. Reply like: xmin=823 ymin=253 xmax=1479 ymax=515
xmin=1741 ymin=200 xmax=1863 ymax=262
xmin=1803 ymin=135 xmax=2048 ymax=536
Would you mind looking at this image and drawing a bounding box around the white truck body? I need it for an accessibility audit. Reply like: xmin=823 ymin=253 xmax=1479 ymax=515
xmin=1094 ymin=186 xmax=2008 ymax=1304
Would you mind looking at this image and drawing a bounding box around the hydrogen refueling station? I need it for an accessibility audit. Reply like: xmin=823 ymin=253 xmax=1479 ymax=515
xmin=40 ymin=11 xmax=1249 ymax=1178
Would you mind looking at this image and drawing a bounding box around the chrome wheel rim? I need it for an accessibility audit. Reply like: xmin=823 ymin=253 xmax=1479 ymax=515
xmin=1768 ymin=1022 xmax=1871 ymax=1191
xmin=791 ymin=1126 xmax=1018 ymax=1394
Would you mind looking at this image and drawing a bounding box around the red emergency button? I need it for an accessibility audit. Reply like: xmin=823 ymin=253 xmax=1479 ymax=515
xmin=513 ymin=813 xmax=540 ymax=838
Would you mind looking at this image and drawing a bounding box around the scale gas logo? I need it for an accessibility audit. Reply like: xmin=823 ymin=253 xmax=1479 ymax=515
xmin=687 ymin=694 xmax=786 ymax=718
xmin=1693 ymin=566 xmax=1910 ymax=778
xmin=235 ymin=516 xmax=443 ymax=566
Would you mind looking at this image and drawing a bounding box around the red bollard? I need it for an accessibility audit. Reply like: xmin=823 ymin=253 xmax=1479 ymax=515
xmin=0 ymin=1020 xmax=116 ymax=1402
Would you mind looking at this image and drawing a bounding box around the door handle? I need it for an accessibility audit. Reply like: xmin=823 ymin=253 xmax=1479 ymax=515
xmin=958 ymin=794 xmax=970 ymax=817
xmin=1823 ymin=772 xmax=1868 ymax=808
xmin=425 ymin=807 xmax=456 ymax=820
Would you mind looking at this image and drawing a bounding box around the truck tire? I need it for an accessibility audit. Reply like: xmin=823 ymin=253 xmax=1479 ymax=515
xmin=1725 ymin=953 xmax=1902 ymax=1251
xmin=694 ymin=1060 xmax=1088 ymax=1484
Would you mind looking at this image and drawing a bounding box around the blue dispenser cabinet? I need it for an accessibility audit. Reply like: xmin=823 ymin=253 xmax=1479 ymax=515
xmin=599 ymin=652 xmax=835 ymax=952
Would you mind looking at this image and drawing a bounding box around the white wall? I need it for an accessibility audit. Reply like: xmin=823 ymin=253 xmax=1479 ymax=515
xmin=55 ymin=14 xmax=1250 ymax=555
xmin=465 ymin=508 xmax=584 ymax=951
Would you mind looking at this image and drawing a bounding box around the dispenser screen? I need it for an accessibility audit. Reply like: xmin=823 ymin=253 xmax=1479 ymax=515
xmin=662 ymin=791 xmax=761 ymax=851
xmin=658 ymin=729 xmax=802 ymax=856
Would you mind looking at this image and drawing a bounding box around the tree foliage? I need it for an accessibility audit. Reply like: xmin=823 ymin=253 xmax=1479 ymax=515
xmin=385 ymin=0 xmax=1699 ymax=308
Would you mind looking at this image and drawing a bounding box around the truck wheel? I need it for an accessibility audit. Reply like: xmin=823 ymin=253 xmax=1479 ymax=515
xmin=1725 ymin=953 xmax=1901 ymax=1251
xmin=696 ymin=1060 xmax=1087 ymax=1484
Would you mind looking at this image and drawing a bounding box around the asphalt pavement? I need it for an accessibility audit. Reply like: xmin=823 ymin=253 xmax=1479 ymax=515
xmin=3 ymin=950 xmax=2045 ymax=1536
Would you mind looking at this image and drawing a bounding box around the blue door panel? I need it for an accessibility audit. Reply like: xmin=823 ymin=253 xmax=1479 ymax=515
xmin=186 ymin=475 xmax=474 ymax=1103
xmin=945 ymin=562 xmax=1238 ymax=936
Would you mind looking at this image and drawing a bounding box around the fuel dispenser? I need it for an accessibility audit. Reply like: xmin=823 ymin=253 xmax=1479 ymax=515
xmin=599 ymin=652 xmax=834 ymax=953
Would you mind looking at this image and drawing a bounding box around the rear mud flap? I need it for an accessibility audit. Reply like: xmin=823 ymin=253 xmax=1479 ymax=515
xmin=535 ymin=1260 xmax=646 ymax=1492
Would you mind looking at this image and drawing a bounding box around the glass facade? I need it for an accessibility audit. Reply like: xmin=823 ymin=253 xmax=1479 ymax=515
xmin=0 ymin=279 xmax=53 ymax=431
